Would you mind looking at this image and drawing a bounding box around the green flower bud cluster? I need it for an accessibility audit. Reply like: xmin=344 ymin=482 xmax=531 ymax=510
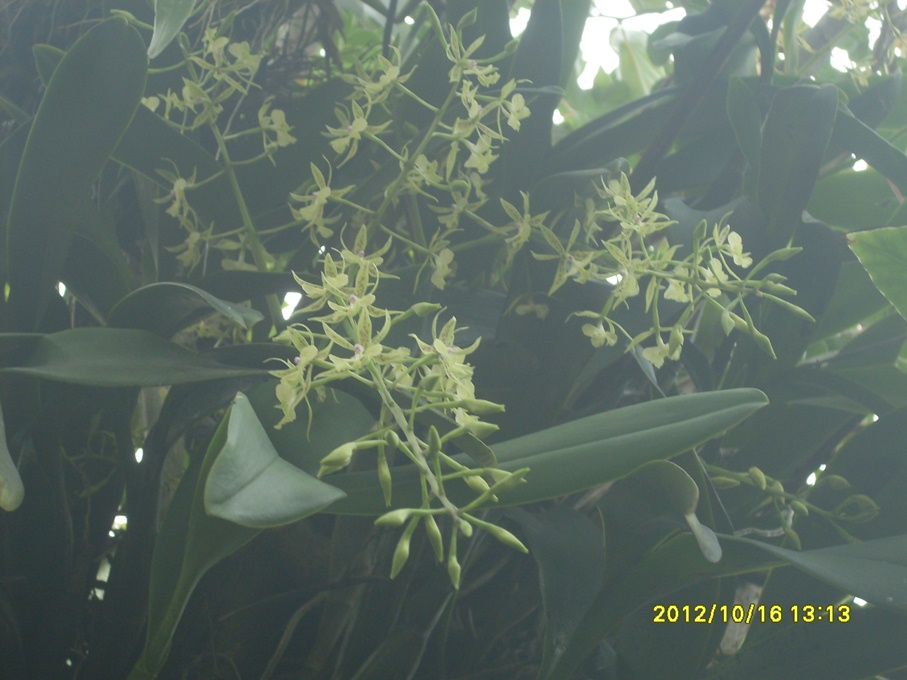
xmin=705 ymin=463 xmax=879 ymax=548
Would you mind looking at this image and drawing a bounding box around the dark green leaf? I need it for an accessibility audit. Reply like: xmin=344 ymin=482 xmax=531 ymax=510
xmin=507 ymin=506 xmax=604 ymax=677
xmin=148 ymin=0 xmax=197 ymax=59
xmin=0 ymin=400 xmax=23 ymax=511
xmin=0 ymin=328 xmax=265 ymax=387
xmin=326 ymin=388 xmax=768 ymax=514
xmin=757 ymin=84 xmax=838 ymax=249
xmin=729 ymin=533 xmax=907 ymax=612
xmin=726 ymin=77 xmax=762 ymax=187
xmin=708 ymin=607 xmax=907 ymax=680
xmin=849 ymin=225 xmax=907 ymax=322
xmin=813 ymin=260 xmax=891 ymax=341
xmin=544 ymin=532 xmax=782 ymax=680
xmin=6 ymin=19 xmax=147 ymax=330
xmin=109 ymin=282 xmax=263 ymax=337
xmin=131 ymin=407 xmax=256 ymax=679
xmin=833 ymin=105 xmax=907 ymax=193
xmin=204 ymin=393 xmax=345 ymax=528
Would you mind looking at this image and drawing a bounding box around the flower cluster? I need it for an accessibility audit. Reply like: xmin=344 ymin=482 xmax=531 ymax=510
xmin=144 ymin=31 xmax=299 ymax=274
xmin=271 ymin=230 xmax=524 ymax=586
xmin=288 ymin=6 xmax=526 ymax=293
xmin=530 ymin=173 xmax=811 ymax=367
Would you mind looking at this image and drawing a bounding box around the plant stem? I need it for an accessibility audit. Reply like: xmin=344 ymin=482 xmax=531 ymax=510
xmin=209 ymin=122 xmax=284 ymax=326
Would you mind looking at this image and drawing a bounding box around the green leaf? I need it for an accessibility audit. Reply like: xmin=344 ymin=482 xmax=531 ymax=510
xmin=631 ymin=460 xmax=722 ymax=562
xmin=612 ymin=28 xmax=664 ymax=99
xmin=833 ymin=105 xmax=907 ymax=194
xmin=5 ymin=19 xmax=147 ymax=330
xmin=148 ymin=0 xmax=197 ymax=59
xmin=131 ymin=407 xmax=256 ymax=679
xmin=550 ymin=531 xmax=907 ymax=678
xmin=0 ymin=328 xmax=265 ymax=387
xmin=109 ymin=282 xmax=263 ymax=337
xmin=708 ymin=607 xmax=907 ymax=680
xmin=849 ymin=225 xmax=907 ymax=323
xmin=0 ymin=401 xmax=23 ymax=511
xmin=326 ymin=388 xmax=768 ymax=514
xmin=498 ymin=0 xmax=563 ymax=199
xmin=808 ymin=169 xmax=902 ymax=232
xmin=507 ymin=506 xmax=605 ymax=678
xmin=204 ymin=393 xmax=345 ymax=528
xmin=544 ymin=532 xmax=782 ymax=680
xmin=813 ymin=259 xmax=891 ymax=341
xmin=726 ymin=77 xmax=762 ymax=189
xmin=757 ymin=84 xmax=838 ymax=249
xmin=728 ymin=533 xmax=907 ymax=612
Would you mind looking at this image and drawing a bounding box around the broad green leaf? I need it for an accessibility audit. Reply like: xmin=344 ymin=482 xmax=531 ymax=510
xmin=631 ymin=460 xmax=722 ymax=562
xmin=549 ymin=531 xmax=907 ymax=679
xmin=729 ymin=533 xmax=907 ymax=612
xmin=499 ymin=0 xmax=562 ymax=199
xmin=60 ymin=201 xmax=135 ymax=319
xmin=544 ymin=532 xmax=783 ymax=680
xmin=148 ymin=0 xmax=197 ymax=59
xmin=29 ymin=43 xmax=249 ymax=237
xmin=131 ymin=407 xmax=256 ymax=679
xmin=559 ymin=0 xmax=592 ymax=89
xmin=246 ymin=380 xmax=376 ymax=476
xmin=849 ymin=225 xmax=907 ymax=323
xmin=726 ymin=77 xmax=762 ymax=188
xmin=812 ymin=260 xmax=890 ymax=341
xmin=0 ymin=328 xmax=265 ymax=387
xmin=109 ymin=282 xmax=263 ymax=337
xmin=708 ymin=607 xmax=907 ymax=680
xmin=808 ymin=169 xmax=903 ymax=232
xmin=326 ymin=388 xmax=768 ymax=514
xmin=757 ymin=84 xmax=838 ymax=249
xmin=32 ymin=44 xmax=64 ymax=84
xmin=6 ymin=19 xmax=146 ymax=331
xmin=204 ymin=393 xmax=345 ymax=528
xmin=652 ymin=131 xmax=737 ymax=194
xmin=0 ymin=401 xmax=23 ymax=511
xmin=612 ymin=28 xmax=664 ymax=99
xmin=507 ymin=506 xmax=605 ymax=678
xmin=828 ymin=313 xmax=907 ymax=369
xmin=548 ymin=90 xmax=675 ymax=173
xmin=719 ymin=401 xmax=854 ymax=479
xmin=833 ymin=105 xmax=907 ymax=193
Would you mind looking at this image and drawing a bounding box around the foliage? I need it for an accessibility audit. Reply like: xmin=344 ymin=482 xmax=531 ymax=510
xmin=2 ymin=0 xmax=907 ymax=678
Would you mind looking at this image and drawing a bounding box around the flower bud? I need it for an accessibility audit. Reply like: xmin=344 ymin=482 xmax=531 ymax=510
xmin=748 ymin=466 xmax=767 ymax=490
xmin=790 ymin=500 xmax=809 ymax=517
xmin=478 ymin=520 xmax=528 ymax=553
xmin=447 ymin=552 xmax=461 ymax=589
xmin=818 ymin=474 xmax=851 ymax=491
xmin=389 ymin=518 xmax=419 ymax=579
xmin=424 ymin=514 xmax=444 ymax=562
xmin=411 ymin=302 xmax=442 ymax=316
xmin=464 ymin=474 xmax=491 ymax=495
xmin=834 ymin=494 xmax=880 ymax=522
xmin=317 ymin=442 xmax=355 ymax=478
xmin=375 ymin=508 xmax=413 ymax=527
xmin=460 ymin=398 xmax=506 ymax=414
xmin=783 ymin=527 xmax=801 ymax=550
xmin=488 ymin=467 xmax=529 ymax=495
xmin=710 ymin=476 xmax=741 ymax=489
xmin=377 ymin=449 xmax=392 ymax=506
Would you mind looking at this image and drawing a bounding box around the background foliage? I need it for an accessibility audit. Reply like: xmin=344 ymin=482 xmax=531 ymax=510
xmin=3 ymin=0 xmax=907 ymax=678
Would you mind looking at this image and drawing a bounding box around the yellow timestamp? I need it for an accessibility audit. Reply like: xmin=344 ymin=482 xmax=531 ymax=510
xmin=652 ymin=603 xmax=852 ymax=624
